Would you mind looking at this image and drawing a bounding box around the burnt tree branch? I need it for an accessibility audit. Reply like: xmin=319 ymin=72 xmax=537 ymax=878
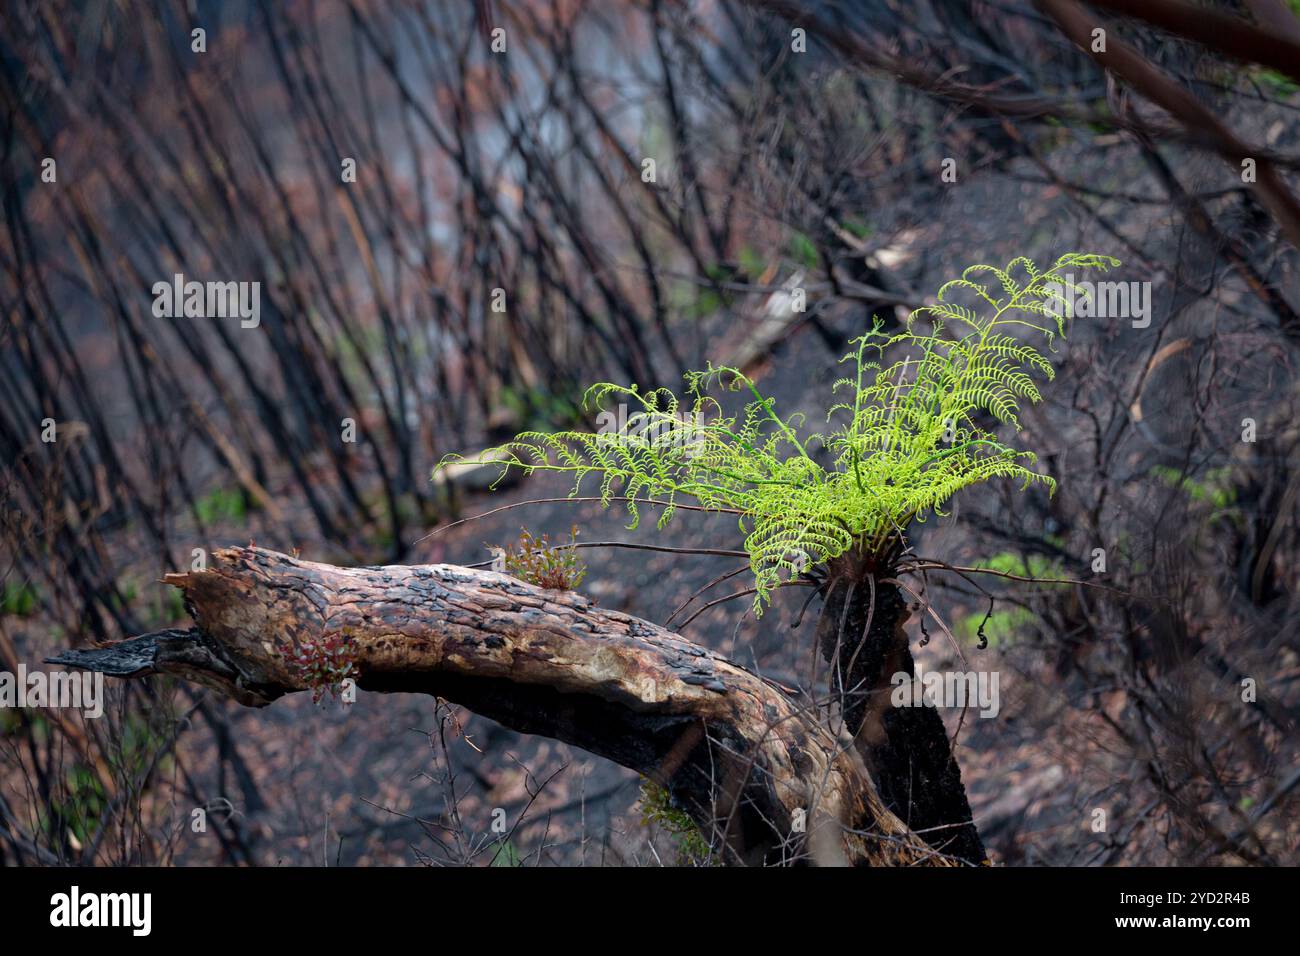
xmin=48 ymin=546 xmax=956 ymax=867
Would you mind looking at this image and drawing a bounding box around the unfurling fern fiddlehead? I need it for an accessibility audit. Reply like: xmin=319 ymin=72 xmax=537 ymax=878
xmin=436 ymin=252 xmax=1120 ymax=612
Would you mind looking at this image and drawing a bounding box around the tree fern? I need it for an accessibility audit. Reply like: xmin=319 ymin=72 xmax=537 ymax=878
xmin=436 ymin=252 xmax=1120 ymax=612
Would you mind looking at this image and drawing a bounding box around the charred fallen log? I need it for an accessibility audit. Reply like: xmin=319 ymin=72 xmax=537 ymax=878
xmin=49 ymin=546 xmax=958 ymax=866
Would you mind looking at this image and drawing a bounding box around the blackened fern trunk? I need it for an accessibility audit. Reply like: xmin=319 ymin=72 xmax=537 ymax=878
xmin=815 ymin=552 xmax=986 ymax=865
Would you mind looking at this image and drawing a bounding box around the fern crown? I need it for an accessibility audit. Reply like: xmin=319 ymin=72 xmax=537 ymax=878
xmin=437 ymin=253 xmax=1120 ymax=612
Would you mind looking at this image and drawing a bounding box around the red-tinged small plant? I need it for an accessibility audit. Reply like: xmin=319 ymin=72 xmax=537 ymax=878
xmin=284 ymin=632 xmax=359 ymax=704
xmin=500 ymin=525 xmax=586 ymax=591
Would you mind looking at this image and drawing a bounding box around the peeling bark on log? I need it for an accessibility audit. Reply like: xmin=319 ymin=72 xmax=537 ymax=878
xmin=48 ymin=546 xmax=957 ymax=866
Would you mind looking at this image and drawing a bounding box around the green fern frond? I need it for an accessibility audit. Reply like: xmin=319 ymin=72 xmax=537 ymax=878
xmin=435 ymin=252 xmax=1119 ymax=613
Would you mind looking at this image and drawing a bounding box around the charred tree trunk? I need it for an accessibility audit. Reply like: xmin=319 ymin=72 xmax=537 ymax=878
xmin=815 ymin=551 xmax=987 ymax=865
xmin=49 ymin=546 xmax=956 ymax=867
